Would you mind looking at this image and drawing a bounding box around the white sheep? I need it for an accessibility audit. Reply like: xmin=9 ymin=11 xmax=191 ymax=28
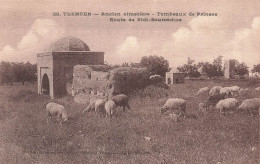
xmin=111 ymin=94 xmax=130 ymax=111
xmin=219 ymin=87 xmax=232 ymax=98
xmin=104 ymin=100 xmax=116 ymax=117
xmin=95 ymin=99 xmax=107 ymax=113
xmin=215 ymin=98 xmax=239 ymax=115
xmin=255 ymin=87 xmax=260 ymax=91
xmin=226 ymin=86 xmax=240 ymax=96
xmin=209 ymin=86 xmax=222 ymax=96
xmin=196 ymin=87 xmax=209 ymax=95
xmin=238 ymin=98 xmax=260 ymax=116
xmin=46 ymin=102 xmax=68 ymax=124
xmin=83 ymin=101 xmax=95 ymax=113
xmin=161 ymin=98 xmax=186 ymax=118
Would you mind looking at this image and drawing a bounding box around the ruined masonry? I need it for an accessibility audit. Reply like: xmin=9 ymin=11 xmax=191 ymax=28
xmin=37 ymin=36 xmax=104 ymax=98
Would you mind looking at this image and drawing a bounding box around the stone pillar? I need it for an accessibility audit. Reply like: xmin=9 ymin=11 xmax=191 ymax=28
xmin=224 ymin=59 xmax=235 ymax=79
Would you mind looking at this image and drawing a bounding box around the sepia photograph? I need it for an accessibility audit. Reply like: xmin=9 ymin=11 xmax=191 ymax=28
xmin=0 ymin=0 xmax=259 ymax=163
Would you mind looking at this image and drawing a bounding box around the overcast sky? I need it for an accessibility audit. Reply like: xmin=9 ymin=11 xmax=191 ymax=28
xmin=0 ymin=0 xmax=259 ymax=69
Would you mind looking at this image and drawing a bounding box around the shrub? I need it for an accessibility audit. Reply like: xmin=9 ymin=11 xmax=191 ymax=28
xmin=109 ymin=67 xmax=151 ymax=95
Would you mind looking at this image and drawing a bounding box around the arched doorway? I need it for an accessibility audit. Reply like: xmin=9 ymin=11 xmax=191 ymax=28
xmin=42 ymin=74 xmax=50 ymax=95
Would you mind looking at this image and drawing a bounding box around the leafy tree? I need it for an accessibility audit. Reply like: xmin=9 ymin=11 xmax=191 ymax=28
xmin=121 ymin=62 xmax=129 ymax=67
xmin=197 ymin=56 xmax=224 ymax=78
xmin=140 ymin=55 xmax=170 ymax=77
xmin=234 ymin=60 xmax=249 ymax=78
xmin=213 ymin=56 xmax=223 ymax=77
xmin=0 ymin=61 xmax=37 ymax=85
xmin=198 ymin=62 xmax=217 ymax=79
xmin=177 ymin=58 xmax=201 ymax=78
xmin=0 ymin=61 xmax=15 ymax=85
xmin=252 ymin=64 xmax=260 ymax=73
xmin=130 ymin=62 xmax=141 ymax=68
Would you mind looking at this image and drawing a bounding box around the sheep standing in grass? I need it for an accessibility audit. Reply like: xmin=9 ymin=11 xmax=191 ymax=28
xmin=111 ymin=94 xmax=130 ymax=111
xmin=196 ymin=87 xmax=209 ymax=95
xmin=83 ymin=101 xmax=95 ymax=113
xmin=161 ymin=98 xmax=186 ymax=118
xmin=226 ymin=86 xmax=240 ymax=96
xmin=95 ymin=99 xmax=107 ymax=114
xmin=239 ymin=98 xmax=260 ymax=116
xmin=209 ymin=86 xmax=222 ymax=96
xmin=104 ymin=100 xmax=116 ymax=117
xmin=255 ymin=87 xmax=260 ymax=91
xmin=219 ymin=87 xmax=232 ymax=98
xmin=46 ymin=102 xmax=68 ymax=124
xmin=206 ymin=94 xmax=226 ymax=110
xmin=215 ymin=98 xmax=239 ymax=115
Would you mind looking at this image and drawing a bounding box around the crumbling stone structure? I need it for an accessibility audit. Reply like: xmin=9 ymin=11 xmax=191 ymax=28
xmin=166 ymin=68 xmax=186 ymax=84
xmin=73 ymin=66 xmax=150 ymax=104
xmin=37 ymin=36 xmax=104 ymax=98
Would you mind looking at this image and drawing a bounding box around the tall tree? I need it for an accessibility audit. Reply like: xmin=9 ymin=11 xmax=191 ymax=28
xmin=140 ymin=55 xmax=170 ymax=77
xmin=177 ymin=57 xmax=201 ymax=78
xmin=234 ymin=60 xmax=249 ymax=78
xmin=213 ymin=56 xmax=223 ymax=77
xmin=252 ymin=64 xmax=260 ymax=74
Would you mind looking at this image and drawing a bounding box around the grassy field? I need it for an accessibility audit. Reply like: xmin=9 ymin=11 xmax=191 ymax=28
xmin=0 ymin=79 xmax=259 ymax=163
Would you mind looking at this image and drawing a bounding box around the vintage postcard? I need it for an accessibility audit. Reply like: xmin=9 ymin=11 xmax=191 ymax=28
xmin=0 ymin=0 xmax=259 ymax=163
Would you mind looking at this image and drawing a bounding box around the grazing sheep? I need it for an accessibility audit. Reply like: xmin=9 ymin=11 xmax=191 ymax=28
xmin=226 ymin=86 xmax=240 ymax=96
xmin=209 ymin=86 xmax=222 ymax=96
xmin=161 ymin=98 xmax=186 ymax=118
xmin=239 ymin=98 xmax=260 ymax=116
xmin=111 ymin=94 xmax=130 ymax=111
xmin=196 ymin=87 xmax=209 ymax=95
xmin=206 ymin=94 xmax=226 ymax=110
xmin=219 ymin=87 xmax=232 ymax=98
xmin=255 ymin=87 xmax=260 ymax=91
xmin=83 ymin=101 xmax=95 ymax=113
xmin=95 ymin=99 xmax=107 ymax=113
xmin=46 ymin=102 xmax=68 ymax=124
xmin=104 ymin=100 xmax=116 ymax=117
xmin=216 ymin=98 xmax=239 ymax=115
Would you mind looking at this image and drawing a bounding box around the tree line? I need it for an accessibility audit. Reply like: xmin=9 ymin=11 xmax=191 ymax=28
xmin=0 ymin=61 xmax=37 ymax=85
xmin=1 ymin=55 xmax=260 ymax=85
xmin=110 ymin=55 xmax=260 ymax=79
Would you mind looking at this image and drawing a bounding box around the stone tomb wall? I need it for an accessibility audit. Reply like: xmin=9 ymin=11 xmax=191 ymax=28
xmin=73 ymin=66 xmax=150 ymax=104
xmin=73 ymin=65 xmax=110 ymax=103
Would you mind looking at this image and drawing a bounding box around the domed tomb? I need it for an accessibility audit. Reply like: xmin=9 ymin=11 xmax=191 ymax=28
xmin=49 ymin=36 xmax=90 ymax=52
xmin=37 ymin=36 xmax=104 ymax=98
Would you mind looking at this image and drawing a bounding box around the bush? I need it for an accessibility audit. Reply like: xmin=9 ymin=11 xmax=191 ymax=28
xmin=110 ymin=67 xmax=151 ymax=95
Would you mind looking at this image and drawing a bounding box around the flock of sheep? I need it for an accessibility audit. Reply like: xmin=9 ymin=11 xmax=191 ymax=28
xmin=46 ymin=94 xmax=131 ymax=124
xmin=197 ymin=86 xmax=260 ymax=116
xmin=45 ymin=86 xmax=260 ymax=124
